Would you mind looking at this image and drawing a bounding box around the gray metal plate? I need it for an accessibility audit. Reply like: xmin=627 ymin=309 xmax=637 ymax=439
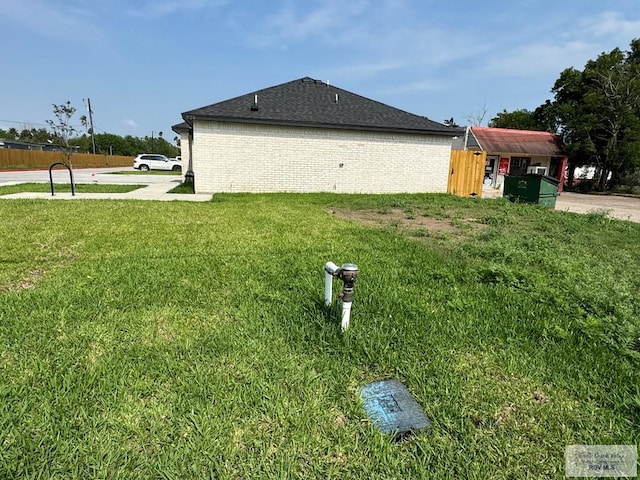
xmin=360 ymin=378 xmax=430 ymax=439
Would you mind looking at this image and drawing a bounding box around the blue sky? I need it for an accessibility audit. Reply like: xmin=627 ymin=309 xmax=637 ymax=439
xmin=1 ymin=0 xmax=639 ymax=142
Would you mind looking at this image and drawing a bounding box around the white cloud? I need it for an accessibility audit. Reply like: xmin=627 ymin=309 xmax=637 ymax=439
xmin=247 ymin=0 xmax=484 ymax=83
xmin=256 ymin=3 xmax=640 ymax=87
xmin=0 ymin=0 xmax=103 ymax=42
xmin=325 ymin=60 xmax=409 ymax=80
xmin=479 ymin=10 xmax=640 ymax=79
xmin=125 ymin=119 xmax=138 ymax=129
xmin=126 ymin=0 xmax=228 ymax=17
xmin=582 ymin=11 xmax=640 ymax=39
xmin=482 ymin=41 xmax=594 ymax=77
xmin=264 ymin=0 xmax=369 ymax=41
xmin=248 ymin=0 xmax=410 ymax=50
xmin=376 ymin=79 xmax=442 ymax=95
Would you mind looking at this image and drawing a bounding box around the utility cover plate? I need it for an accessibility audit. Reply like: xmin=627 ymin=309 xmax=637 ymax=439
xmin=360 ymin=379 xmax=430 ymax=439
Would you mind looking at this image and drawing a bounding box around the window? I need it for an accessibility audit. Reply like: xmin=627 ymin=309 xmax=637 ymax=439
xmin=510 ymin=157 xmax=531 ymax=175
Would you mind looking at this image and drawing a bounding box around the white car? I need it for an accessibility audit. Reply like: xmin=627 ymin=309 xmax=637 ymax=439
xmin=133 ymin=154 xmax=182 ymax=172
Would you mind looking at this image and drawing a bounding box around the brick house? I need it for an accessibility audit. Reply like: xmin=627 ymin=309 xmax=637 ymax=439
xmin=172 ymin=77 xmax=459 ymax=194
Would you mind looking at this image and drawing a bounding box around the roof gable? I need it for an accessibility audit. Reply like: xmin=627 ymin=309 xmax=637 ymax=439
xmin=171 ymin=122 xmax=189 ymax=134
xmin=182 ymin=77 xmax=455 ymax=136
xmin=471 ymin=127 xmax=564 ymax=156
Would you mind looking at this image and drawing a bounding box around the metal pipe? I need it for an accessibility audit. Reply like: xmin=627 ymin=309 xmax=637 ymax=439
xmin=324 ymin=261 xmax=359 ymax=331
xmin=337 ymin=263 xmax=358 ymax=331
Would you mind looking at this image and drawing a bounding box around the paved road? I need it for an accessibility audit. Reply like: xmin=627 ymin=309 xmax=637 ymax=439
xmin=0 ymin=167 xmax=171 ymax=186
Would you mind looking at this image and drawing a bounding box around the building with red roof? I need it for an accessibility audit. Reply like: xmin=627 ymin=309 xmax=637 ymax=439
xmin=455 ymin=126 xmax=568 ymax=192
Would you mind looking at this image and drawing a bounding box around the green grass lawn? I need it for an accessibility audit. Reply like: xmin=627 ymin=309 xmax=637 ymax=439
xmin=0 ymin=194 xmax=638 ymax=479
xmin=167 ymin=181 xmax=194 ymax=194
xmin=0 ymin=183 xmax=145 ymax=196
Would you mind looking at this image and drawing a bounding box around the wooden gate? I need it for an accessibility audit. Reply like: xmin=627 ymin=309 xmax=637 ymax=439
xmin=447 ymin=150 xmax=486 ymax=197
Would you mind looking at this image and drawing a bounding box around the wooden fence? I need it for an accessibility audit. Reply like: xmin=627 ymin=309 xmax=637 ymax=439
xmin=0 ymin=149 xmax=133 ymax=169
xmin=447 ymin=150 xmax=486 ymax=197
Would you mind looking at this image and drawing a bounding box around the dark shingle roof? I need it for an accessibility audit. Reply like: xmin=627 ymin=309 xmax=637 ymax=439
xmin=171 ymin=122 xmax=189 ymax=134
xmin=181 ymin=77 xmax=456 ymax=136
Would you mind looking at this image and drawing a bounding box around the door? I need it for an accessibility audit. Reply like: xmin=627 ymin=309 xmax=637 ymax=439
xmin=448 ymin=150 xmax=486 ymax=197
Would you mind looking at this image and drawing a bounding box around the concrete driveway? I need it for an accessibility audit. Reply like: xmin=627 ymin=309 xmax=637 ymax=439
xmin=555 ymin=192 xmax=640 ymax=222
xmin=483 ymin=187 xmax=640 ymax=223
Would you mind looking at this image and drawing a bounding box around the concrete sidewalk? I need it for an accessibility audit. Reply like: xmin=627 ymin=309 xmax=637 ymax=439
xmin=0 ymin=175 xmax=211 ymax=202
xmin=0 ymin=183 xmax=212 ymax=202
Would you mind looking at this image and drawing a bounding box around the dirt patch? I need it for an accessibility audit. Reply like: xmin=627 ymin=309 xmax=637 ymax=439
xmin=532 ymin=390 xmax=547 ymax=404
xmin=331 ymin=208 xmax=482 ymax=238
xmin=0 ymin=268 xmax=46 ymax=293
xmin=333 ymin=208 xmax=458 ymax=231
xmin=495 ymin=402 xmax=517 ymax=426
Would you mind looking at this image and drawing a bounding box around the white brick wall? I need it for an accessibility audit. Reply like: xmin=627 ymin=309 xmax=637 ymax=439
xmin=192 ymin=120 xmax=452 ymax=194
xmin=177 ymin=132 xmax=191 ymax=185
xmin=179 ymin=132 xmax=190 ymax=166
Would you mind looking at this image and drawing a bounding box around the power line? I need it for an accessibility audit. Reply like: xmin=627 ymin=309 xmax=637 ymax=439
xmin=0 ymin=119 xmax=49 ymax=128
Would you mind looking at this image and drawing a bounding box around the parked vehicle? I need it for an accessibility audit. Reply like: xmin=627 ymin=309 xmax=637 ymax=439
xmin=133 ymin=154 xmax=182 ymax=172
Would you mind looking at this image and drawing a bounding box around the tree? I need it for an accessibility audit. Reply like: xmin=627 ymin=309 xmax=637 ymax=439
xmin=46 ymin=102 xmax=78 ymax=183
xmin=488 ymin=109 xmax=548 ymax=131
xmin=466 ymin=104 xmax=488 ymax=126
xmin=3 ymin=127 xmax=52 ymax=143
xmin=79 ymin=115 xmax=89 ymax=133
xmin=5 ymin=114 xmax=180 ymax=158
xmin=546 ymin=39 xmax=640 ymax=191
xmin=93 ymin=133 xmax=126 ymax=155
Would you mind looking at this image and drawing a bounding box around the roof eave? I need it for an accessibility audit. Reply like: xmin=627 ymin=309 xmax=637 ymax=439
xmin=171 ymin=122 xmax=190 ymax=134
xmin=187 ymin=114 xmax=458 ymax=137
xmin=482 ymin=149 xmax=564 ymax=157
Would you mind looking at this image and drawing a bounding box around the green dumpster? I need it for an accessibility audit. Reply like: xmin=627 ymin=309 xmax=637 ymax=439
xmin=503 ymin=174 xmax=560 ymax=208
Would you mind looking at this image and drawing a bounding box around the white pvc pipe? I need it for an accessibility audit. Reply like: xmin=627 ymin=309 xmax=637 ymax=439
xmin=324 ymin=262 xmax=339 ymax=306
xmin=325 ymin=261 xmax=339 ymax=274
xmin=325 ymin=270 xmax=333 ymax=306
xmin=341 ymin=301 xmax=352 ymax=331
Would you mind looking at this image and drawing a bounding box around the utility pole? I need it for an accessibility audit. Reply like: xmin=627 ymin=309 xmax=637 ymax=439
xmin=87 ymin=98 xmax=96 ymax=154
